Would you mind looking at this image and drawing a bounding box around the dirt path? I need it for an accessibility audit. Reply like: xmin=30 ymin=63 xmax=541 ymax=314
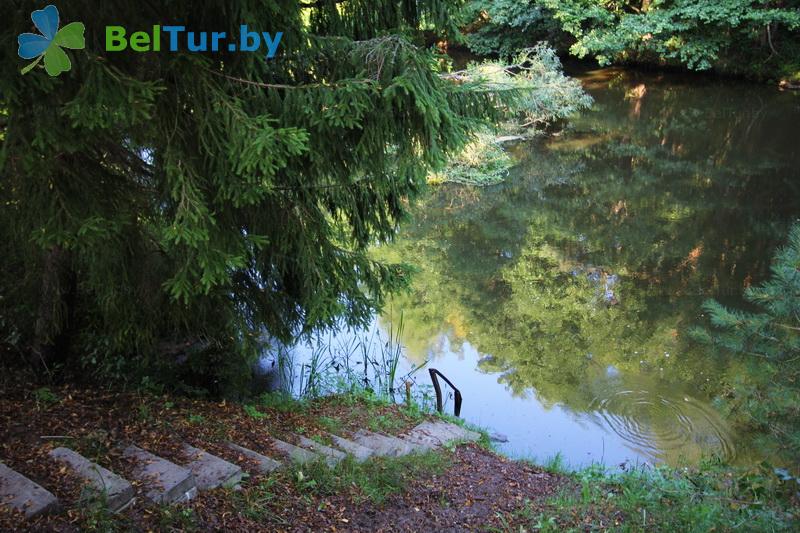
xmin=342 ymin=445 xmax=565 ymax=532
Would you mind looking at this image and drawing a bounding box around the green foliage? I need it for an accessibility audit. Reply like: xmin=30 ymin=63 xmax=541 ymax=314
xmin=428 ymin=130 xmax=513 ymax=186
xmin=430 ymin=45 xmax=591 ymax=185
xmin=464 ymin=1 xmax=800 ymax=79
xmin=456 ymin=46 xmax=593 ymax=130
xmin=692 ymin=224 xmax=800 ymax=462
xmin=0 ymin=1 xmax=527 ymax=394
xmin=540 ymin=0 xmax=800 ymax=74
xmin=464 ymin=0 xmax=562 ymax=58
xmin=308 ymin=0 xmax=470 ymax=41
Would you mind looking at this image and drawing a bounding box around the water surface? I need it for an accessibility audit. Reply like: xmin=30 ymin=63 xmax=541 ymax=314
xmin=291 ymin=68 xmax=800 ymax=468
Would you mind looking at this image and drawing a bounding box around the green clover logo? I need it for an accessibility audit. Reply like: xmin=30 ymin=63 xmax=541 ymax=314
xmin=17 ymin=5 xmax=85 ymax=76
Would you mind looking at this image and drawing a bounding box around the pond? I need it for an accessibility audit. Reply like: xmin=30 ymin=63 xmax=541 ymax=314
xmin=280 ymin=67 xmax=800 ymax=469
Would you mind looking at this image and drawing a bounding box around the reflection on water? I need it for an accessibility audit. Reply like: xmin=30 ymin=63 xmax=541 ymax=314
xmin=287 ymin=67 xmax=800 ymax=467
xmin=588 ymin=373 xmax=735 ymax=464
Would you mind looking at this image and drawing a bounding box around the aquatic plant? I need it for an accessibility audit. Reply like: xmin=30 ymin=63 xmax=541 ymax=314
xmin=278 ymin=313 xmax=431 ymax=407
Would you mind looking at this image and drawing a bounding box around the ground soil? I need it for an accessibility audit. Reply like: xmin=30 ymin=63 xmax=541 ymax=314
xmin=0 ymin=378 xmax=568 ymax=532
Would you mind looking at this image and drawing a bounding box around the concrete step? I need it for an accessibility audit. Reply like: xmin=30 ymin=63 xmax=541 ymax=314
xmin=327 ymin=433 xmax=374 ymax=462
xmin=270 ymin=438 xmax=319 ymax=465
xmin=398 ymin=432 xmax=438 ymax=451
xmin=226 ymin=443 xmax=282 ymax=474
xmin=294 ymin=436 xmax=346 ymax=466
xmin=122 ymin=445 xmax=197 ymax=504
xmin=351 ymin=430 xmax=419 ymax=457
xmin=404 ymin=420 xmax=481 ymax=448
xmin=182 ymin=445 xmax=244 ymax=491
xmin=49 ymin=447 xmax=133 ymax=512
xmin=0 ymin=461 xmax=59 ymax=519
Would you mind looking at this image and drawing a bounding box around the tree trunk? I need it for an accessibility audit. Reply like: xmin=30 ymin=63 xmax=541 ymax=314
xmin=32 ymin=245 xmax=76 ymax=379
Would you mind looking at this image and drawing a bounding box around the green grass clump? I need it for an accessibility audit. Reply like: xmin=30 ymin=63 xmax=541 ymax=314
xmin=317 ymin=415 xmax=343 ymax=435
xmin=230 ymin=478 xmax=287 ymax=525
xmin=367 ymin=413 xmax=405 ymax=433
xmin=32 ymin=386 xmax=59 ymax=409
xmin=259 ymin=391 xmax=305 ymax=413
xmin=290 ymin=451 xmax=450 ymax=505
xmin=243 ymin=404 xmax=267 ymax=419
xmin=528 ymin=460 xmax=799 ymax=532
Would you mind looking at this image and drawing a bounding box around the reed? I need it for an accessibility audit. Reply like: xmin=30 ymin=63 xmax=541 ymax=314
xmin=275 ymin=312 xmax=429 ymax=405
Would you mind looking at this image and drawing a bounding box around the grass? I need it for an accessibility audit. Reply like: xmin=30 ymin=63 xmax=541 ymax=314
xmin=136 ymin=402 xmax=151 ymax=422
xmin=32 ymin=386 xmax=59 ymax=410
xmin=499 ymin=459 xmax=800 ymax=532
xmin=490 ymin=500 xmax=560 ymax=533
xmin=367 ymin=412 xmax=406 ymax=433
xmin=243 ymin=404 xmax=268 ymax=419
xmin=278 ymin=311 xmax=430 ymax=409
xmin=77 ymin=491 xmax=197 ymax=532
xmin=155 ymin=506 xmax=198 ymax=531
xmin=258 ymin=390 xmax=301 ymax=412
xmin=231 ymin=478 xmax=288 ymax=525
xmin=317 ymin=415 xmax=343 ymax=435
xmin=436 ymin=412 xmax=495 ymax=451
xmin=75 ymin=492 xmax=117 ymax=533
xmin=542 ymin=452 xmax=569 ymax=475
xmin=312 ymin=389 xmax=428 ymax=437
xmin=288 ymin=451 xmax=451 ymax=505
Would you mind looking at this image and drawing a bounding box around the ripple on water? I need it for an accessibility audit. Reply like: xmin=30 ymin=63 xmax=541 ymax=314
xmin=591 ymin=389 xmax=735 ymax=463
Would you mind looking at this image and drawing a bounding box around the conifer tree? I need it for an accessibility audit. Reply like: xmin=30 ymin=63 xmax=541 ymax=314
xmin=693 ymin=224 xmax=800 ymax=461
xmin=0 ymin=0 xmax=520 ymax=390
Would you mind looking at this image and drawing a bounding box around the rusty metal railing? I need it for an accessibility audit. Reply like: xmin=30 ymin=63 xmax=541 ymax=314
xmin=428 ymin=368 xmax=462 ymax=417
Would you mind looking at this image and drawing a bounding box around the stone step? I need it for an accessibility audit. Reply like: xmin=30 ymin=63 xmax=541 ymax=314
xmin=270 ymin=438 xmax=319 ymax=465
xmin=226 ymin=443 xmax=282 ymax=473
xmin=0 ymin=461 xmax=59 ymax=519
xmin=430 ymin=420 xmax=481 ymax=442
xmin=122 ymin=445 xmax=197 ymax=504
xmin=404 ymin=420 xmax=481 ymax=448
xmin=294 ymin=436 xmax=346 ymax=466
xmin=351 ymin=430 xmax=420 ymax=457
xmin=182 ymin=445 xmax=244 ymax=491
xmin=398 ymin=432 xmax=438 ymax=451
xmin=49 ymin=447 xmax=133 ymax=512
xmin=327 ymin=433 xmax=374 ymax=462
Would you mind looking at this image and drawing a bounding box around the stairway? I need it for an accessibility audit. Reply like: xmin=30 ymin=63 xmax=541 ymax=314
xmin=0 ymin=420 xmax=480 ymax=520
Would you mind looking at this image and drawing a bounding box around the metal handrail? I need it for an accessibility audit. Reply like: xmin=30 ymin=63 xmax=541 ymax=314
xmin=429 ymin=368 xmax=462 ymax=417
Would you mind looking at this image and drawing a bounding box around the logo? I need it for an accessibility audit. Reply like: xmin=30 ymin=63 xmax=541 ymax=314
xmin=17 ymin=5 xmax=85 ymax=76
xmin=105 ymin=26 xmax=282 ymax=59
